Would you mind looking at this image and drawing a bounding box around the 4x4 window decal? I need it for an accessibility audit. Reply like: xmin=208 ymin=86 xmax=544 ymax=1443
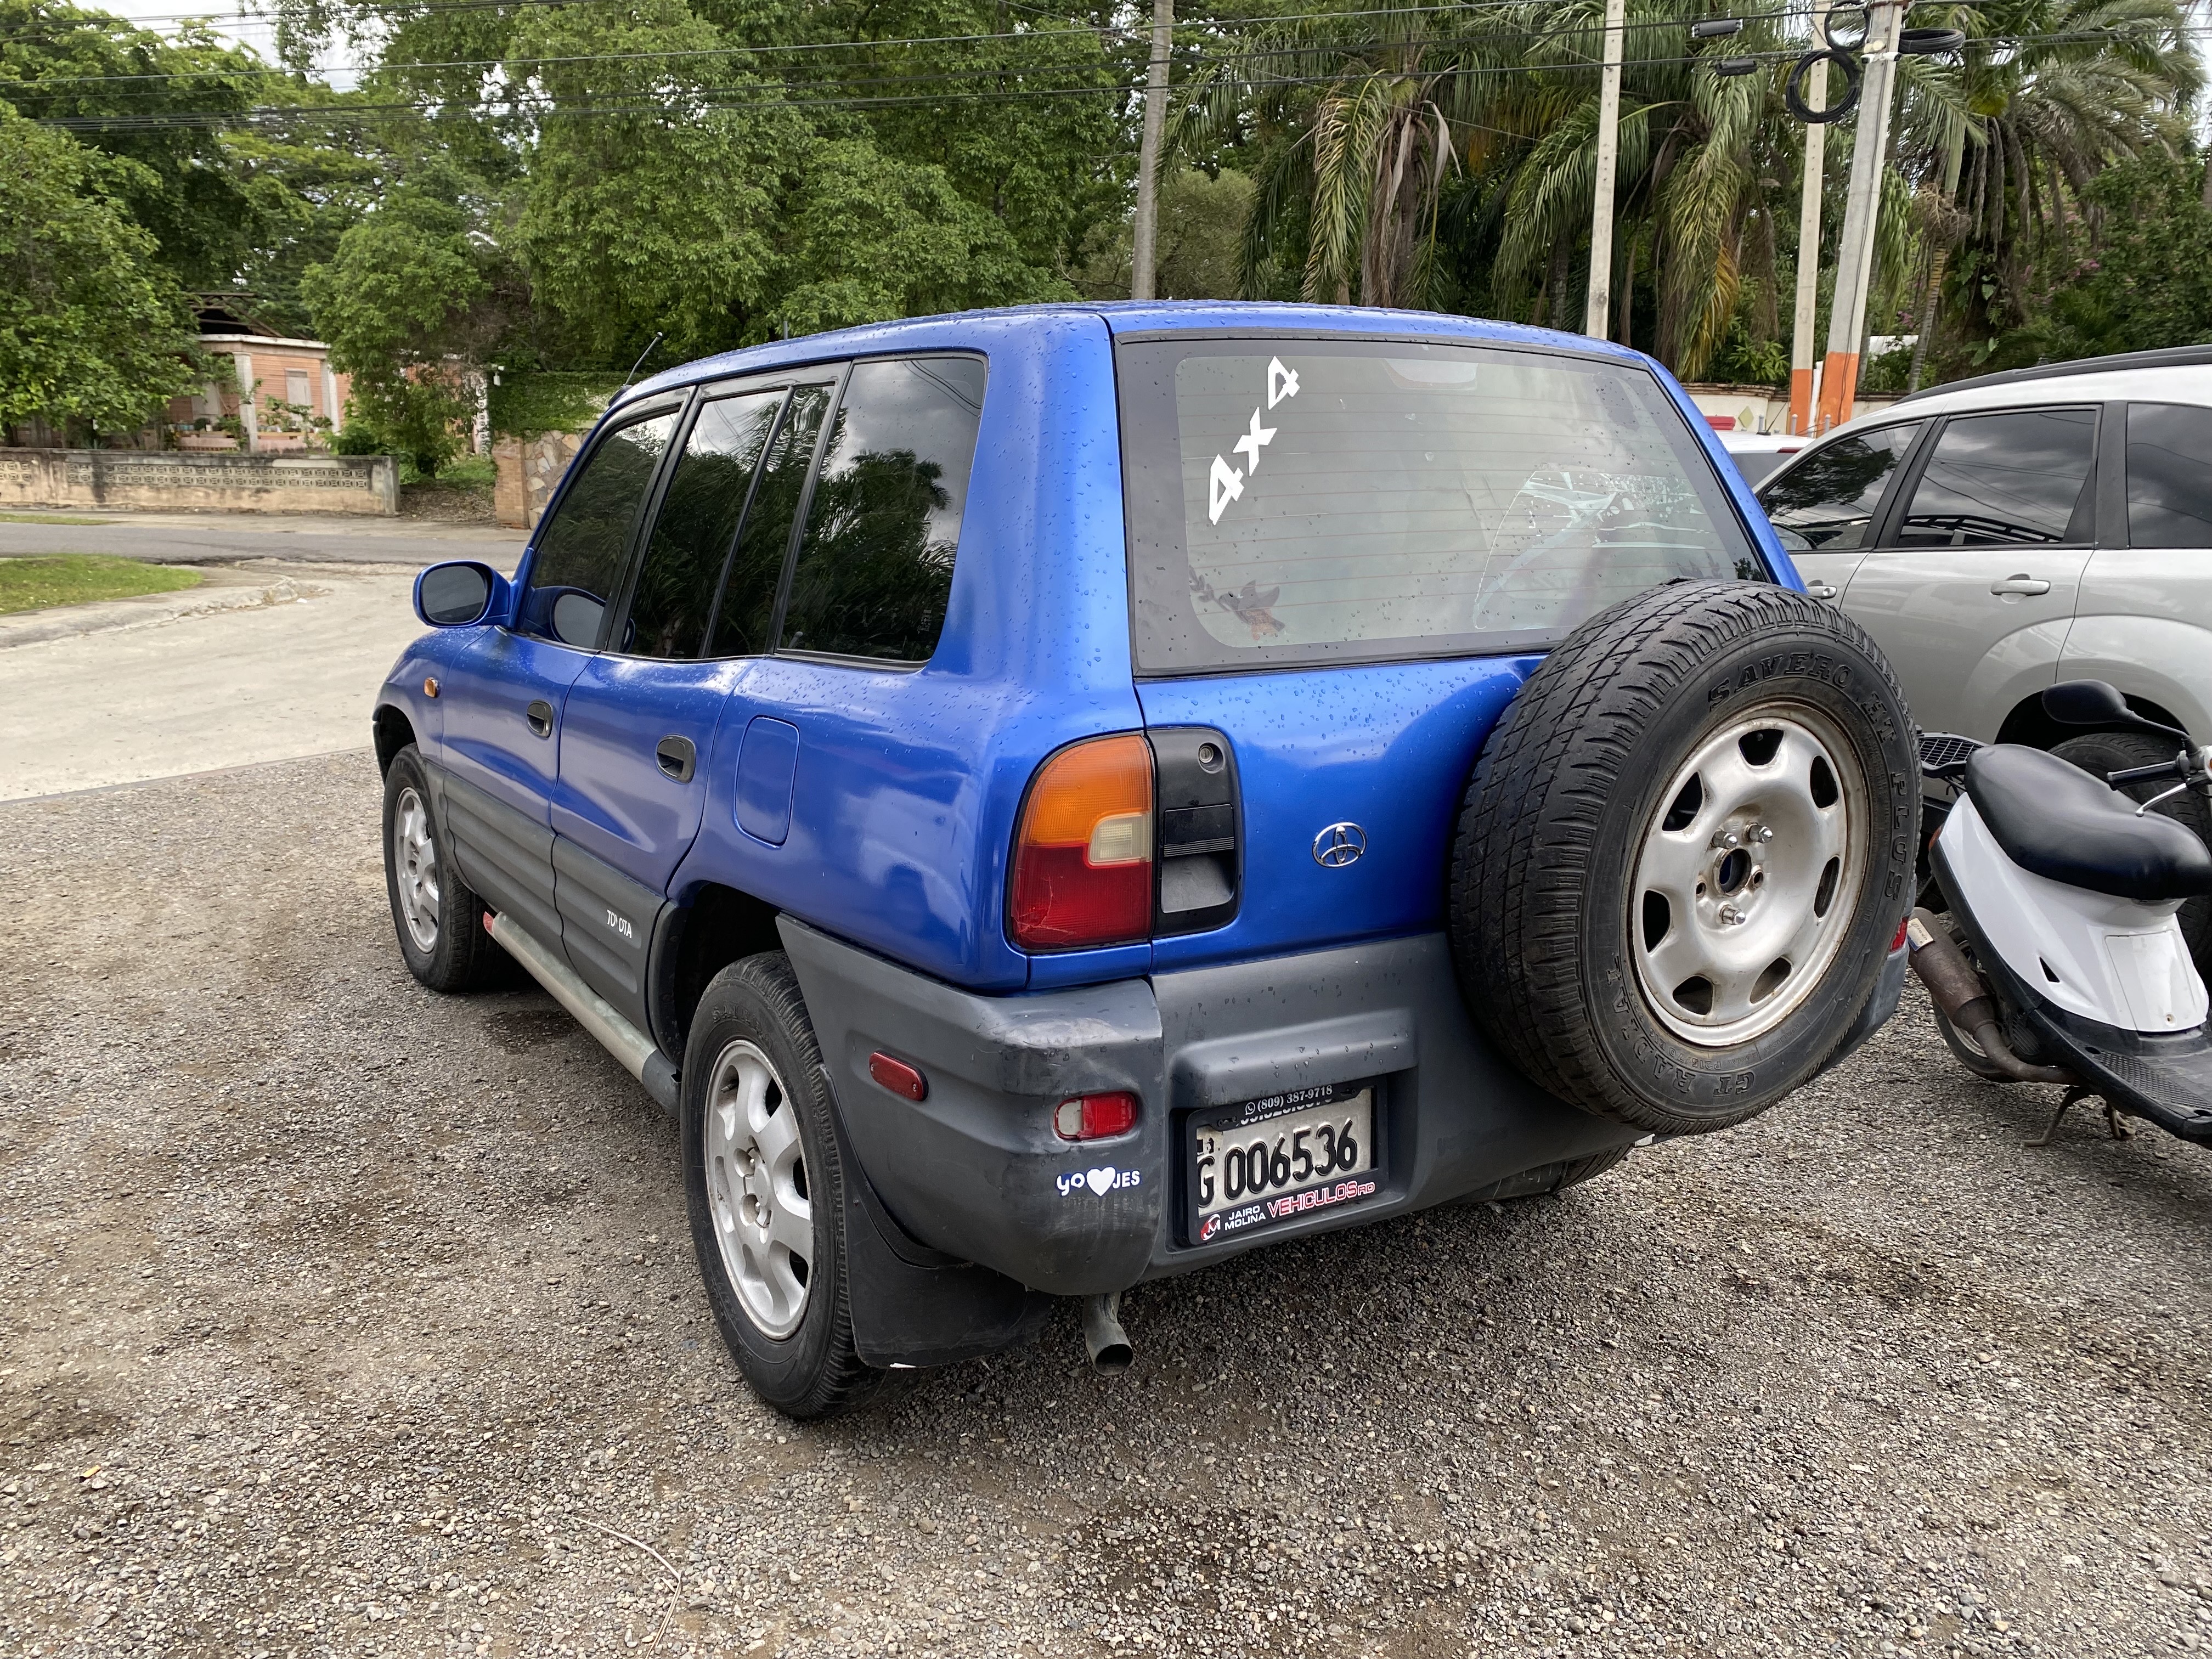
xmin=1205 ymin=357 xmax=1300 ymax=526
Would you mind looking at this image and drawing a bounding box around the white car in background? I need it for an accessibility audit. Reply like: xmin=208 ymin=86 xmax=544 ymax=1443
xmin=1718 ymin=428 xmax=1804 ymax=486
xmin=1753 ymin=343 xmax=2212 ymax=968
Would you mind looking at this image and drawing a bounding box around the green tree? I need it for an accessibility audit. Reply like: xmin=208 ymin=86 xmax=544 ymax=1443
xmin=1071 ymin=167 xmax=1259 ymax=300
xmin=301 ymin=181 xmax=496 ymax=473
xmin=0 ymin=102 xmax=203 ymax=442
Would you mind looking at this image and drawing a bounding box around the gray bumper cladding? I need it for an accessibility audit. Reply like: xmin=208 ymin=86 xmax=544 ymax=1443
xmin=780 ymin=919 xmax=1637 ymax=1298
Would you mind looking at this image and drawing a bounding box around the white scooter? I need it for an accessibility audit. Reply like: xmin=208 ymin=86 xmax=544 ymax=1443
xmin=1909 ymin=681 xmax=2212 ymax=1146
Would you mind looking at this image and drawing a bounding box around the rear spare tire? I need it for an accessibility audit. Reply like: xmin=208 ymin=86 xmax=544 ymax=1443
xmin=1449 ymin=582 xmax=1915 ymax=1135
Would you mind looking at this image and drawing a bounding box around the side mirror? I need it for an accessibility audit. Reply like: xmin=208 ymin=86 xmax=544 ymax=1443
xmin=2043 ymin=679 xmax=2191 ymax=743
xmin=414 ymin=561 xmax=505 ymax=628
xmin=2042 ymin=680 xmax=2131 ymax=727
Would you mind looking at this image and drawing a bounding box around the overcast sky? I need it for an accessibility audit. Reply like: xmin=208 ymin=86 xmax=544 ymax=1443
xmin=91 ymin=0 xmax=362 ymax=89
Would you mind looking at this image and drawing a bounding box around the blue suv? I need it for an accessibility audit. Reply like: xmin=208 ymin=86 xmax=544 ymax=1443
xmin=377 ymin=304 xmax=1916 ymax=1418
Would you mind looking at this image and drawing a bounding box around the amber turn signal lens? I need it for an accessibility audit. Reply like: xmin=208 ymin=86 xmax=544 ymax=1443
xmin=1011 ymin=733 xmax=1154 ymax=950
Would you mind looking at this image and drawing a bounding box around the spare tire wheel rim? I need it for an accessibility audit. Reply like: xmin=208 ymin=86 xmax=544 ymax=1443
xmin=392 ymin=786 xmax=441 ymax=953
xmin=1629 ymin=704 xmax=1866 ymax=1046
xmin=702 ymin=1039 xmax=812 ymax=1339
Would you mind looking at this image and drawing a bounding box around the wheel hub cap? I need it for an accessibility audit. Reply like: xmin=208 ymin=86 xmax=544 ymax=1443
xmin=701 ymin=1040 xmax=811 ymax=1339
xmin=1629 ymin=707 xmax=1866 ymax=1046
xmin=393 ymin=786 xmax=440 ymax=953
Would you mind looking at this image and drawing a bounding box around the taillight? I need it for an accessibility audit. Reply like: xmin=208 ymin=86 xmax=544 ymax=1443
xmin=1053 ymin=1091 xmax=1138 ymax=1141
xmin=1011 ymin=733 xmax=1154 ymax=949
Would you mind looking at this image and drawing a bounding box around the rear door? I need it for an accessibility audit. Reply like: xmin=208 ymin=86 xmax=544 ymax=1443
xmin=1838 ymin=405 xmax=2100 ymax=739
xmin=2059 ymin=398 xmax=2212 ymax=734
xmin=1753 ymin=419 xmax=1926 ymax=603
xmin=1114 ymin=334 xmax=1767 ymax=970
xmin=549 ymin=380 xmax=830 ymax=1030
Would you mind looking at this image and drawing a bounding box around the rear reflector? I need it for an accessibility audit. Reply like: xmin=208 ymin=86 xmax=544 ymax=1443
xmin=1053 ymin=1091 xmax=1138 ymax=1141
xmin=1011 ymin=733 xmax=1154 ymax=950
xmin=868 ymin=1051 xmax=928 ymax=1102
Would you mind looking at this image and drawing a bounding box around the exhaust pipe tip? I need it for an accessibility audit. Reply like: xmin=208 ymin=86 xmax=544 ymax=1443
xmin=1081 ymin=1291 xmax=1132 ymax=1375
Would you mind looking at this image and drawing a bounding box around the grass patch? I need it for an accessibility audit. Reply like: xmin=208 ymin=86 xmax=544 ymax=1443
xmin=0 ymin=554 xmax=201 ymax=616
xmin=0 ymin=511 xmax=115 ymax=525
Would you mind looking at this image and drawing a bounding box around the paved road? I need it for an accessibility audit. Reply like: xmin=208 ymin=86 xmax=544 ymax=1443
xmin=0 ymin=562 xmax=420 ymax=800
xmin=0 ymin=510 xmax=524 ymax=569
xmin=3 ymin=751 xmax=2210 ymax=1659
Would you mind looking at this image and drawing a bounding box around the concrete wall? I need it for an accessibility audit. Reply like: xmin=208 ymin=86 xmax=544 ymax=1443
xmin=1681 ymin=383 xmax=1906 ymax=436
xmin=0 ymin=449 xmax=398 ymax=516
xmin=493 ymin=432 xmax=585 ymax=531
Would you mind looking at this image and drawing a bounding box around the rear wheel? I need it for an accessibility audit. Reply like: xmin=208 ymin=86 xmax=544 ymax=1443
xmin=1448 ymin=582 xmax=1917 ymax=1136
xmin=682 ymin=952 xmax=879 ymax=1420
xmin=2052 ymin=729 xmax=2212 ymax=980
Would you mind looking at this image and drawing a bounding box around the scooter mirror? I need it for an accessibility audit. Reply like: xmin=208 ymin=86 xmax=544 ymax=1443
xmin=2042 ymin=680 xmax=2132 ymax=727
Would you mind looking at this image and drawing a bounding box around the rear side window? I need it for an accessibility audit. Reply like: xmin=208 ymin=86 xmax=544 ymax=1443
xmin=1894 ymin=408 xmax=2097 ymax=548
xmin=622 ymin=388 xmax=786 ymax=658
xmin=1117 ymin=337 xmax=1757 ymax=674
xmin=522 ymin=408 xmax=680 ymax=648
xmin=779 ymin=356 xmax=988 ymax=663
xmin=1759 ymin=422 xmax=1922 ymax=551
xmin=707 ymin=385 xmax=832 ymax=659
xmin=2126 ymin=402 xmax=2212 ymax=548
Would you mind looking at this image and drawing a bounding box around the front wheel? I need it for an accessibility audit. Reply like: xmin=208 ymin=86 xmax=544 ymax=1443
xmin=382 ymin=744 xmax=503 ymax=992
xmin=682 ymin=952 xmax=879 ymax=1420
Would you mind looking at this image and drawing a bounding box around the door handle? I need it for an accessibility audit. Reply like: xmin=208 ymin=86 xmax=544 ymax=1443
xmin=1990 ymin=574 xmax=2052 ymax=597
xmin=1804 ymin=580 xmax=1839 ymax=601
xmin=656 ymin=735 xmax=697 ymax=783
xmin=526 ymin=698 xmax=554 ymax=738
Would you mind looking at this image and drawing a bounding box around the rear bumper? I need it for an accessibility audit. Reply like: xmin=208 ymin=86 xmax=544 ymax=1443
xmin=781 ymin=919 xmax=1639 ymax=1296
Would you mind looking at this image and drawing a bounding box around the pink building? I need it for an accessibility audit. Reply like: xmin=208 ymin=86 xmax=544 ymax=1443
xmin=167 ymin=299 xmax=350 ymax=454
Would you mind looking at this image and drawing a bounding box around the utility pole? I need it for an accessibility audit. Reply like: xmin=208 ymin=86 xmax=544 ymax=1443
xmin=1130 ymin=0 xmax=1175 ymax=301
xmin=1816 ymin=0 xmax=1905 ymax=432
xmin=1583 ymin=0 xmax=1628 ymax=336
xmin=1787 ymin=0 xmax=1830 ymax=435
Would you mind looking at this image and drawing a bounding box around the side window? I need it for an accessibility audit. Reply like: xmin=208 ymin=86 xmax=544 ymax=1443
xmin=1893 ymin=408 xmax=2098 ymax=549
xmin=706 ymin=385 xmax=832 ymax=659
xmin=778 ymin=356 xmax=988 ymax=663
xmin=521 ymin=409 xmax=680 ymax=648
xmin=1757 ymin=422 xmax=1921 ymax=551
xmin=2125 ymin=402 xmax=2212 ymax=548
xmin=623 ymin=389 xmax=786 ymax=659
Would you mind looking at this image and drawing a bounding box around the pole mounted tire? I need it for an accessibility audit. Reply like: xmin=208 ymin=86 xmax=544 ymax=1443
xmin=1448 ymin=582 xmax=1916 ymax=1136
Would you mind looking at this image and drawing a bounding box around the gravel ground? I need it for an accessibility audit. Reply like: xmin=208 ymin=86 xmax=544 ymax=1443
xmin=4 ymin=751 xmax=2211 ymax=1659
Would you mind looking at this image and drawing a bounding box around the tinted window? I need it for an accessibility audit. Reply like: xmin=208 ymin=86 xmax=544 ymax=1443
xmin=1758 ymin=423 xmax=1922 ymax=551
xmin=521 ymin=409 xmax=680 ymax=648
xmin=707 ymin=385 xmax=832 ymax=659
xmin=1118 ymin=338 xmax=1757 ymax=674
xmin=624 ymin=389 xmax=785 ymax=658
xmin=2126 ymin=402 xmax=2212 ymax=548
xmin=1894 ymin=408 xmax=2097 ymax=548
xmin=778 ymin=357 xmax=988 ymax=662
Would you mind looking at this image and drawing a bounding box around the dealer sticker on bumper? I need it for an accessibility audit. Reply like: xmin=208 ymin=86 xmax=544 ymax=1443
xmin=1188 ymin=1079 xmax=1378 ymax=1243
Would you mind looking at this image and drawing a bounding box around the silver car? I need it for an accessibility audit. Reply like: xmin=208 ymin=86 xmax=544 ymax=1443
xmin=1755 ymin=343 xmax=2212 ymax=968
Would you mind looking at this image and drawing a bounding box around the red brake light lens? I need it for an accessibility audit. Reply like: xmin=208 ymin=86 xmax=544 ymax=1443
xmin=1011 ymin=734 xmax=1154 ymax=950
xmin=1053 ymin=1091 xmax=1139 ymax=1141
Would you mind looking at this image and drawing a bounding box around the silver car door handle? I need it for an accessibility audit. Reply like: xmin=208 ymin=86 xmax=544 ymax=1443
xmin=1990 ymin=574 xmax=2051 ymax=596
xmin=1804 ymin=580 xmax=1839 ymax=601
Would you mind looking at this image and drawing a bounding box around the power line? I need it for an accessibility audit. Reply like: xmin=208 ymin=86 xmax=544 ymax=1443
xmin=38 ymin=31 xmax=2166 ymax=132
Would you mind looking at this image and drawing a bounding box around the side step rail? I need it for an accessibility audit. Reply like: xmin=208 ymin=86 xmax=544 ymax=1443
xmin=484 ymin=911 xmax=680 ymax=1114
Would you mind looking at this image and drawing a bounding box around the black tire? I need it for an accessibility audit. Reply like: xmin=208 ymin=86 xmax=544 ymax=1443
xmin=2052 ymin=729 xmax=2212 ymax=980
xmin=681 ymin=952 xmax=879 ymax=1421
xmin=1448 ymin=582 xmax=1917 ymax=1136
xmin=382 ymin=744 xmax=505 ymax=992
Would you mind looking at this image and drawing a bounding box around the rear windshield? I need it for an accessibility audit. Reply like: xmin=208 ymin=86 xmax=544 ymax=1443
xmin=1117 ymin=336 xmax=1762 ymax=674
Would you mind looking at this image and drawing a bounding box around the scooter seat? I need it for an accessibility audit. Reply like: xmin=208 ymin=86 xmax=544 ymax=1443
xmin=1963 ymin=744 xmax=2212 ymax=902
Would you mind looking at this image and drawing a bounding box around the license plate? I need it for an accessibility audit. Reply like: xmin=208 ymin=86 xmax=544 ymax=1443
xmin=1188 ymin=1080 xmax=1379 ymax=1244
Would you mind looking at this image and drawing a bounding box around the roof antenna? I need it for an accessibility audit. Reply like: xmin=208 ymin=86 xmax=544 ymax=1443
xmin=618 ymin=331 xmax=665 ymax=395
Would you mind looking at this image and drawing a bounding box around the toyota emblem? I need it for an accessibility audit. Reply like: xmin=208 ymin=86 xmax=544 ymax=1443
xmin=1312 ymin=822 xmax=1367 ymax=867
